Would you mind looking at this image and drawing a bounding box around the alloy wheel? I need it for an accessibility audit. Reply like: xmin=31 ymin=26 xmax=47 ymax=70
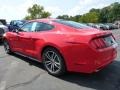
xmin=44 ymin=51 xmax=61 ymax=74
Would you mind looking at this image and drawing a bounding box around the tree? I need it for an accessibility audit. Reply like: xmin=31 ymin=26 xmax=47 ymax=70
xmin=71 ymin=15 xmax=81 ymax=22
xmin=56 ymin=2 xmax=120 ymax=23
xmin=24 ymin=4 xmax=51 ymax=20
xmin=108 ymin=2 xmax=120 ymax=22
xmin=79 ymin=12 xmax=100 ymax=23
xmin=100 ymin=2 xmax=120 ymax=23
xmin=57 ymin=15 xmax=70 ymax=20
xmin=90 ymin=8 xmax=100 ymax=13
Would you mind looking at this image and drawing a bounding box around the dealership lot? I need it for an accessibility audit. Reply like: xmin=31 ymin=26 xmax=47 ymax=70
xmin=0 ymin=29 xmax=120 ymax=90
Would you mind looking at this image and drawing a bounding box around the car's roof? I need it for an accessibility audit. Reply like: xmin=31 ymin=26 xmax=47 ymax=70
xmin=30 ymin=18 xmax=58 ymax=23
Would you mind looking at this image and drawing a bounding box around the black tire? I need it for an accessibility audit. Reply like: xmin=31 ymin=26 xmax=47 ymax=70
xmin=3 ymin=40 xmax=12 ymax=54
xmin=42 ymin=47 xmax=66 ymax=76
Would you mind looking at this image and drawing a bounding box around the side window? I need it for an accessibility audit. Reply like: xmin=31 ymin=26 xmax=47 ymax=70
xmin=20 ymin=22 xmax=33 ymax=32
xmin=35 ymin=22 xmax=54 ymax=32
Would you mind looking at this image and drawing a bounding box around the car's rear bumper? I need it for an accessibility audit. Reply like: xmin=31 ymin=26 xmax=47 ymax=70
xmin=72 ymin=58 xmax=116 ymax=73
xmin=62 ymin=43 xmax=117 ymax=73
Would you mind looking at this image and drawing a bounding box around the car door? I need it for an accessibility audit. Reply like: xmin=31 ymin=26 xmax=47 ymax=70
xmin=16 ymin=22 xmax=35 ymax=54
xmin=24 ymin=22 xmax=54 ymax=58
xmin=18 ymin=21 xmax=54 ymax=58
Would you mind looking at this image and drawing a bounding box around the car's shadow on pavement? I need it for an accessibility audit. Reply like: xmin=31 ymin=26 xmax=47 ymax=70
xmin=13 ymin=54 xmax=45 ymax=69
xmin=12 ymin=54 xmax=120 ymax=90
xmin=58 ymin=61 xmax=120 ymax=90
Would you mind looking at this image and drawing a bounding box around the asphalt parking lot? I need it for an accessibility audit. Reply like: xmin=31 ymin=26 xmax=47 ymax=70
xmin=0 ymin=29 xmax=120 ymax=90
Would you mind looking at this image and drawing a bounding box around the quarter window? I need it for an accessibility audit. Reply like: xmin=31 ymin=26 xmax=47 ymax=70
xmin=35 ymin=22 xmax=54 ymax=32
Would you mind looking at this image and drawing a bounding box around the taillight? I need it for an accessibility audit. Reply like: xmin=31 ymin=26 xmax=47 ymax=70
xmin=90 ymin=38 xmax=106 ymax=49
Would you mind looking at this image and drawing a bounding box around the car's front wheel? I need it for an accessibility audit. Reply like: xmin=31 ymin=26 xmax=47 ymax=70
xmin=4 ymin=40 xmax=12 ymax=54
xmin=42 ymin=47 xmax=66 ymax=76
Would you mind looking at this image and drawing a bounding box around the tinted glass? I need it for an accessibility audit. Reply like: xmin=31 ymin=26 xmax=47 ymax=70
xmin=35 ymin=22 xmax=54 ymax=31
xmin=20 ymin=22 xmax=33 ymax=32
xmin=54 ymin=19 xmax=91 ymax=29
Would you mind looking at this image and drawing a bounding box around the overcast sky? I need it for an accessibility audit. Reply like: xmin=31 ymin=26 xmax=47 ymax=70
xmin=0 ymin=0 xmax=120 ymax=22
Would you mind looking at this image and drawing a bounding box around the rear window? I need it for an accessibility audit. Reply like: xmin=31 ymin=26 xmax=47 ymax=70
xmin=54 ymin=19 xmax=91 ymax=29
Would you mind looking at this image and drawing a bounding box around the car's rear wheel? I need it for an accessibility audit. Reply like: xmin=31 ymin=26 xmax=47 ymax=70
xmin=4 ymin=40 xmax=12 ymax=54
xmin=42 ymin=47 xmax=66 ymax=76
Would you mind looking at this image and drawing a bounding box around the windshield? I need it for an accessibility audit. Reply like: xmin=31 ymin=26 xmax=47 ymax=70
xmin=15 ymin=20 xmax=27 ymax=27
xmin=16 ymin=20 xmax=26 ymax=25
xmin=54 ymin=19 xmax=91 ymax=29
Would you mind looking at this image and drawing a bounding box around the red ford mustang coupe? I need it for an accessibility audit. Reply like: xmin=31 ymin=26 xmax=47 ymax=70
xmin=3 ymin=19 xmax=118 ymax=76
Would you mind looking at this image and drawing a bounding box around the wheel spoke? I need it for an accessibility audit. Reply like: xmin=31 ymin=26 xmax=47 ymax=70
xmin=50 ymin=64 xmax=53 ymax=71
xmin=55 ymin=62 xmax=60 ymax=69
xmin=55 ymin=62 xmax=60 ymax=65
xmin=45 ymin=52 xmax=51 ymax=60
xmin=51 ymin=52 xmax=56 ymax=60
xmin=52 ymin=64 xmax=55 ymax=72
xmin=45 ymin=61 xmax=52 ymax=66
xmin=53 ymin=54 xmax=57 ymax=60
